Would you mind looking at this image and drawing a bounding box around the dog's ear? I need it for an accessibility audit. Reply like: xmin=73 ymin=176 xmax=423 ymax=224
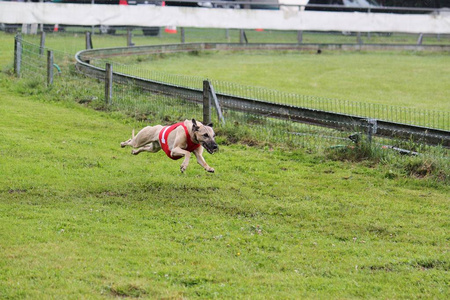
xmin=207 ymin=123 xmax=213 ymax=128
xmin=192 ymin=119 xmax=200 ymax=132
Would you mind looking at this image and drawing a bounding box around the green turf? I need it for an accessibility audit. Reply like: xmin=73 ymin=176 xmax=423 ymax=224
xmin=113 ymin=50 xmax=450 ymax=112
xmin=0 ymin=31 xmax=449 ymax=298
xmin=1 ymin=82 xmax=449 ymax=299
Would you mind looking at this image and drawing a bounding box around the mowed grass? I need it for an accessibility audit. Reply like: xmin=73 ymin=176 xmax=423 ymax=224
xmin=1 ymin=31 xmax=449 ymax=298
xmin=1 ymin=74 xmax=449 ymax=298
xmin=116 ymin=50 xmax=450 ymax=112
xmin=0 ymin=78 xmax=449 ymax=298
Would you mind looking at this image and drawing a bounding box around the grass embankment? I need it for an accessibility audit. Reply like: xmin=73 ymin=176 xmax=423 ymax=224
xmin=1 ymin=76 xmax=449 ymax=299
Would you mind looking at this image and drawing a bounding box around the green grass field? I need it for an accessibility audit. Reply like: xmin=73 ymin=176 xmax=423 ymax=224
xmin=0 ymin=31 xmax=449 ymax=298
xmin=112 ymin=50 xmax=450 ymax=112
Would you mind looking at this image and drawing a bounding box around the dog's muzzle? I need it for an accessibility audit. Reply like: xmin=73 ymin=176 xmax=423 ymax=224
xmin=203 ymin=142 xmax=219 ymax=154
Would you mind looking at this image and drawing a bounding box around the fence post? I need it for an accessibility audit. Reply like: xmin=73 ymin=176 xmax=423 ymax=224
xmin=240 ymin=29 xmax=248 ymax=44
xmin=86 ymin=31 xmax=93 ymax=49
xmin=297 ymin=30 xmax=303 ymax=43
xmin=105 ymin=63 xmax=113 ymax=106
xmin=39 ymin=31 xmax=46 ymax=56
xmin=367 ymin=119 xmax=377 ymax=144
xmin=417 ymin=33 xmax=424 ymax=45
xmin=180 ymin=27 xmax=185 ymax=44
xmin=14 ymin=34 xmax=22 ymax=77
xmin=127 ymin=28 xmax=134 ymax=47
xmin=203 ymin=80 xmax=211 ymax=125
xmin=47 ymin=50 xmax=54 ymax=86
xmin=357 ymin=32 xmax=363 ymax=45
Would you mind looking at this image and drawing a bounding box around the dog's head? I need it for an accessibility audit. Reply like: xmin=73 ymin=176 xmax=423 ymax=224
xmin=192 ymin=119 xmax=218 ymax=154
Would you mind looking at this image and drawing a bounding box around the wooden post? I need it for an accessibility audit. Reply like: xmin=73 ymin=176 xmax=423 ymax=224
xmin=14 ymin=35 xmax=22 ymax=77
xmin=180 ymin=27 xmax=185 ymax=44
xmin=127 ymin=28 xmax=134 ymax=47
xmin=417 ymin=33 xmax=424 ymax=45
xmin=47 ymin=50 xmax=54 ymax=86
xmin=239 ymin=29 xmax=245 ymax=44
xmin=40 ymin=31 xmax=46 ymax=56
xmin=297 ymin=30 xmax=303 ymax=44
xmin=203 ymin=80 xmax=211 ymax=125
xmin=86 ymin=31 xmax=93 ymax=49
xmin=105 ymin=63 xmax=113 ymax=106
xmin=225 ymin=29 xmax=229 ymax=41
xmin=367 ymin=119 xmax=377 ymax=144
xmin=357 ymin=32 xmax=363 ymax=45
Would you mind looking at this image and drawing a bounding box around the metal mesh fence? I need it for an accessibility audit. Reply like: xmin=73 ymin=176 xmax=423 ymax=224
xmin=81 ymin=46 xmax=449 ymax=132
xmin=111 ymin=80 xmax=204 ymax=124
xmin=210 ymin=79 xmax=449 ymax=131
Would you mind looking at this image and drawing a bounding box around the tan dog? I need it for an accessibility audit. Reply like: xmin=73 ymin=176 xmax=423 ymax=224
xmin=120 ymin=119 xmax=218 ymax=173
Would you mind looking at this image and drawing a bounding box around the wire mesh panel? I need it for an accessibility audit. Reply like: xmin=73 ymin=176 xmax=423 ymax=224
xmin=18 ymin=39 xmax=47 ymax=82
xmin=111 ymin=81 xmax=203 ymax=125
xmin=218 ymin=106 xmax=357 ymax=151
xmin=210 ymin=79 xmax=449 ymax=131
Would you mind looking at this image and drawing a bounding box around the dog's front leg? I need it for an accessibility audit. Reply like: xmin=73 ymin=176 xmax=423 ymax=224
xmin=193 ymin=147 xmax=214 ymax=173
xmin=171 ymin=147 xmax=191 ymax=173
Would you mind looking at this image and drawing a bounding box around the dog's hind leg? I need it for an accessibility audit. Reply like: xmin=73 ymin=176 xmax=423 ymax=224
xmin=121 ymin=139 xmax=132 ymax=148
xmin=121 ymin=125 xmax=163 ymax=149
xmin=120 ymin=129 xmax=135 ymax=148
xmin=132 ymin=141 xmax=161 ymax=155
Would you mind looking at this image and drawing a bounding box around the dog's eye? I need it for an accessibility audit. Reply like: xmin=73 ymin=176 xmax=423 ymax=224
xmin=203 ymin=133 xmax=209 ymax=138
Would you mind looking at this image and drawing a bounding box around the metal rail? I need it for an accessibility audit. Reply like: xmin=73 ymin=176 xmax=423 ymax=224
xmin=77 ymin=42 xmax=450 ymax=59
xmin=75 ymin=43 xmax=450 ymax=147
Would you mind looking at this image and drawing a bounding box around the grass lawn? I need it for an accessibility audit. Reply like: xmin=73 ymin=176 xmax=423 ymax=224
xmin=1 ymin=69 xmax=449 ymax=299
xmin=114 ymin=50 xmax=450 ymax=112
xmin=0 ymin=31 xmax=449 ymax=298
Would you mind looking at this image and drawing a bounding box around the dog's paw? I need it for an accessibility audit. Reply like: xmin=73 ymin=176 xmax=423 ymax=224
xmin=206 ymin=167 xmax=215 ymax=173
xmin=131 ymin=150 xmax=138 ymax=155
xmin=180 ymin=165 xmax=187 ymax=173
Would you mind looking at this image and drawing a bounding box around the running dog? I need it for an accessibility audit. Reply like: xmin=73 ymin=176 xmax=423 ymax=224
xmin=120 ymin=119 xmax=218 ymax=173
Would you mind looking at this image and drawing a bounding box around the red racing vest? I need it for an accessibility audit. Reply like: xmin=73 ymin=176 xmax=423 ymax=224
xmin=158 ymin=122 xmax=201 ymax=160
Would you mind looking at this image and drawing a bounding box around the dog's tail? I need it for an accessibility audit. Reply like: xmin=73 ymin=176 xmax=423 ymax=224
xmin=132 ymin=129 xmax=135 ymax=139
